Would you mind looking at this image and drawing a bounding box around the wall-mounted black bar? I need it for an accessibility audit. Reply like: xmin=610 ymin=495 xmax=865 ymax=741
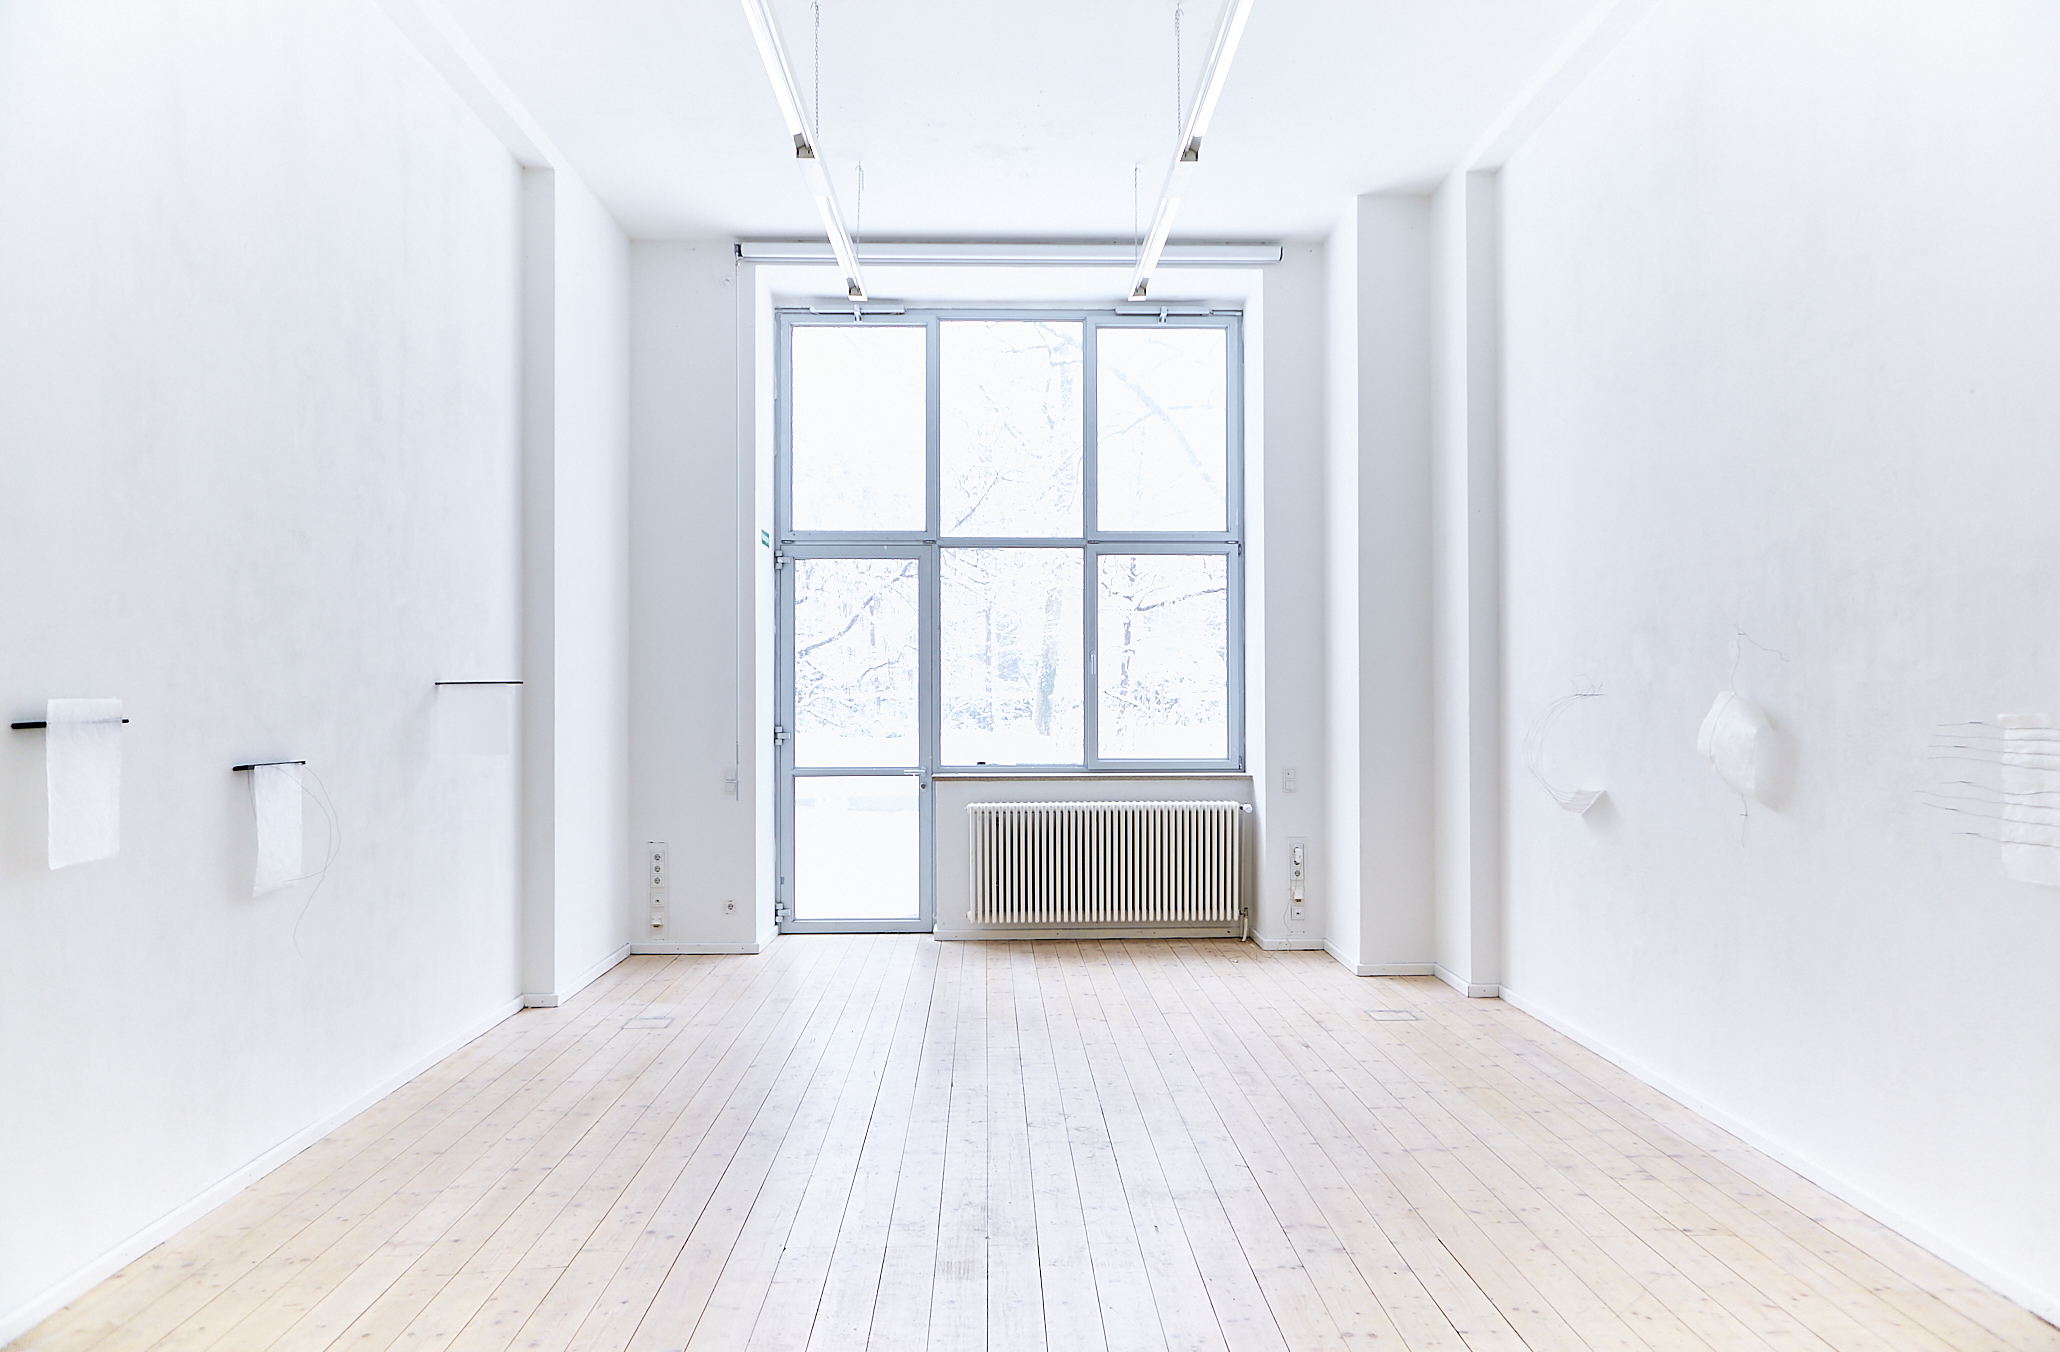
xmin=433 ymin=681 xmax=523 ymax=686
xmin=232 ymin=760 xmax=306 ymax=772
xmin=11 ymin=719 xmax=131 ymax=730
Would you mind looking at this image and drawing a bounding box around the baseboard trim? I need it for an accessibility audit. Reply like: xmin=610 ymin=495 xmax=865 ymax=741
xmin=1497 ymin=984 xmax=2060 ymax=1329
xmin=1322 ymin=944 xmax=1436 ymax=977
xmin=1252 ymin=933 xmax=1325 ymax=951
xmin=0 ymin=994 xmax=525 ymax=1347
xmin=630 ymin=941 xmax=766 ymax=955
xmin=522 ymin=941 xmax=634 ymax=1007
xmin=1434 ymin=964 xmax=1501 ymax=999
xmin=567 ymin=943 xmax=632 ymax=997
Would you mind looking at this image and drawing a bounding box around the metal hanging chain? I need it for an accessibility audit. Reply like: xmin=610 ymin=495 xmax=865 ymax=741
xmin=1133 ymin=164 xmax=1140 ymax=255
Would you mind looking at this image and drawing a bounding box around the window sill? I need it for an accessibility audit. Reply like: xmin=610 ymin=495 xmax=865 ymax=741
xmin=931 ymin=770 xmax=1251 ymax=781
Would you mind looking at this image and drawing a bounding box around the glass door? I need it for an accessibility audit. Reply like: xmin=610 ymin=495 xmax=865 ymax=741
xmin=778 ymin=546 xmax=932 ymax=931
xmin=775 ymin=314 xmax=935 ymax=932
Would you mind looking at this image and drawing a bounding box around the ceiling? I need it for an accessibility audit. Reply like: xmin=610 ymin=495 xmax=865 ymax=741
xmin=437 ymin=0 xmax=1601 ymax=243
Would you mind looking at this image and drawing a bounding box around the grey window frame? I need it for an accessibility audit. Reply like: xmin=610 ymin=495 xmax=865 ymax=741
xmin=776 ymin=307 xmax=1246 ymax=774
xmin=773 ymin=308 xmax=1244 ymax=933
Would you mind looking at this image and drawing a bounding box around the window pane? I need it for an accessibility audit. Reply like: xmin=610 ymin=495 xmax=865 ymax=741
xmin=793 ymin=776 xmax=919 ymax=920
xmin=791 ymin=325 xmax=927 ymax=531
xmin=1097 ymin=553 xmax=1227 ymax=759
xmin=793 ymin=557 xmax=919 ymax=767
xmin=1096 ymin=327 xmax=1227 ymax=532
xmin=942 ymin=548 xmax=1082 ymax=765
xmin=940 ymin=321 xmax=1082 ymax=537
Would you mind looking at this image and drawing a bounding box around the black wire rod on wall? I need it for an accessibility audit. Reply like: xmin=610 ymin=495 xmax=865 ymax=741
xmin=11 ymin=719 xmax=131 ymax=729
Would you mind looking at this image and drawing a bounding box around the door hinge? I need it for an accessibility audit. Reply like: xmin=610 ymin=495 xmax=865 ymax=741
xmin=774 ymin=550 xmax=787 ymax=571
xmin=773 ymin=725 xmax=789 ymax=746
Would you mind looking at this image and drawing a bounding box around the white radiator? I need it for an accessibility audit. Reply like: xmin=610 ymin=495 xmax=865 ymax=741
xmin=967 ymin=800 xmax=1247 ymax=926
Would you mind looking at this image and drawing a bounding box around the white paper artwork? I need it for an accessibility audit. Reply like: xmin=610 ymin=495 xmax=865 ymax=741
xmin=1523 ymin=693 xmax=1606 ymax=815
xmin=1697 ymin=691 xmax=1771 ymax=803
xmin=251 ymin=762 xmax=305 ymax=895
xmin=1999 ymin=714 xmax=2060 ymax=887
xmin=46 ymin=697 xmax=123 ymax=869
xmin=434 ymin=683 xmax=517 ymax=756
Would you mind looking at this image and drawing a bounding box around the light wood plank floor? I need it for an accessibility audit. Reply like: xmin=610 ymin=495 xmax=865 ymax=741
xmin=20 ymin=938 xmax=2057 ymax=1352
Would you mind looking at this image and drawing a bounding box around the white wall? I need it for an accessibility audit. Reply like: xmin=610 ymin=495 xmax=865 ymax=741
xmin=1249 ymin=246 xmax=1331 ymax=949
xmin=1497 ymin=0 xmax=2060 ymax=1319
xmin=1324 ymin=195 xmax=1438 ymax=974
xmin=1429 ymin=171 xmax=1504 ymax=995
xmin=1323 ymin=207 xmax=1364 ymax=967
xmin=542 ymin=171 xmax=632 ymax=992
xmin=0 ymin=0 xmax=526 ymax=1334
xmin=627 ymin=258 xmax=1330 ymax=952
xmin=628 ymin=241 xmax=763 ymax=953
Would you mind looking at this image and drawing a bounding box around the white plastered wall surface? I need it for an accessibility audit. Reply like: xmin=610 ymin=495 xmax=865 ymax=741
xmin=0 ymin=0 xmax=633 ymax=1336
xmin=626 ymin=242 xmax=763 ymax=953
xmin=1496 ymin=0 xmax=2060 ymax=1319
xmin=542 ymin=172 xmax=634 ymax=994
xmin=625 ymin=257 xmax=1332 ymax=952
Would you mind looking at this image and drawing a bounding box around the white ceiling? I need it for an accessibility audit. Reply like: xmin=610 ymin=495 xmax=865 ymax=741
xmin=437 ymin=0 xmax=1600 ymax=243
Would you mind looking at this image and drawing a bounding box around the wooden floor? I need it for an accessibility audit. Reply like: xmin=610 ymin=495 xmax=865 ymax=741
xmin=20 ymin=938 xmax=2057 ymax=1352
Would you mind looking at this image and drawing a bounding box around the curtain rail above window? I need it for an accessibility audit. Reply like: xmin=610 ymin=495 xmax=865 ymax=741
xmin=739 ymin=242 xmax=1281 ymax=268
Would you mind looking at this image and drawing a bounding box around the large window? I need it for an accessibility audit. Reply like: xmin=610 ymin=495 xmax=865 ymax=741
xmin=775 ymin=309 xmax=1242 ymax=930
xmin=779 ymin=310 xmax=1243 ymax=773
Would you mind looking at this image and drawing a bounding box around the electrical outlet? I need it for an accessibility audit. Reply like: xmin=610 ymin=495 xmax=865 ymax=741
xmin=725 ymin=900 xmax=737 ymax=914
xmin=648 ymin=842 xmax=668 ymax=933
xmin=1287 ymin=836 xmax=1308 ymax=931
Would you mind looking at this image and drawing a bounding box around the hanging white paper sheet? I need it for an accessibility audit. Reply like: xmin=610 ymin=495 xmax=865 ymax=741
xmin=1698 ymin=691 xmax=1770 ymax=803
xmin=1999 ymin=714 xmax=2060 ymax=887
xmin=251 ymin=762 xmax=304 ymax=895
xmin=47 ymin=698 xmax=122 ymax=869
xmin=435 ymin=683 xmax=516 ymax=756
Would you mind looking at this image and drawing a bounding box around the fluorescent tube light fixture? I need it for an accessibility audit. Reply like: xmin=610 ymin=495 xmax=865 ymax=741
xmin=738 ymin=0 xmax=867 ymax=300
xmin=1130 ymin=197 xmax=1181 ymax=301
xmin=1129 ymin=0 xmax=1257 ymax=302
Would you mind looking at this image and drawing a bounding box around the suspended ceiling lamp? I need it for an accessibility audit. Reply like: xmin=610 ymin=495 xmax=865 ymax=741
xmin=737 ymin=0 xmax=1257 ymax=304
xmin=738 ymin=0 xmax=867 ymax=300
xmin=1131 ymin=0 xmax=1257 ymax=302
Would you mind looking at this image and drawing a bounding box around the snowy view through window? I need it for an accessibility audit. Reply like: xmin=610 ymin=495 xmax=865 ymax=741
xmin=784 ymin=313 xmax=1238 ymax=920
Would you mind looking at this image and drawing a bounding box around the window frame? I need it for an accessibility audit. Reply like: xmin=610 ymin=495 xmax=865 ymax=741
xmin=775 ymin=306 xmax=1245 ymax=775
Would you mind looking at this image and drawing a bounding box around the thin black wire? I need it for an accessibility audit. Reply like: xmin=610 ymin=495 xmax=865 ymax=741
xmin=277 ymin=765 xmax=343 ymax=958
xmin=813 ymin=2 xmax=821 ymax=141
xmin=1174 ymin=3 xmax=1184 ymax=138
